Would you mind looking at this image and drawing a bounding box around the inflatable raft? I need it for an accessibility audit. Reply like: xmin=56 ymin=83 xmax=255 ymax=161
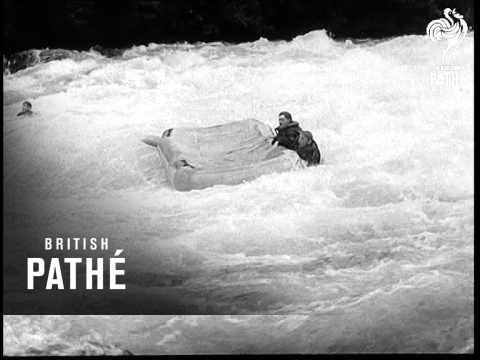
xmin=143 ymin=119 xmax=306 ymax=191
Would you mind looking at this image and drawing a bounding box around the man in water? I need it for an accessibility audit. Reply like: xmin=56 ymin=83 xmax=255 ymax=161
xmin=17 ymin=101 xmax=33 ymax=116
xmin=271 ymin=111 xmax=321 ymax=166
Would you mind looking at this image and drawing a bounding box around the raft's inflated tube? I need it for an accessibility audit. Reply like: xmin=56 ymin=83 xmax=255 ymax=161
xmin=143 ymin=119 xmax=306 ymax=191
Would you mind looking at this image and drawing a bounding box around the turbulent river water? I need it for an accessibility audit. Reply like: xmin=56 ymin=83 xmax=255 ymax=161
xmin=3 ymin=30 xmax=473 ymax=354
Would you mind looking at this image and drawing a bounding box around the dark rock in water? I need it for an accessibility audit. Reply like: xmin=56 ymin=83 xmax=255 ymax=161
xmin=3 ymin=46 xmax=126 ymax=74
xmin=39 ymin=48 xmax=74 ymax=63
xmin=91 ymin=44 xmax=125 ymax=58
xmin=4 ymin=49 xmax=76 ymax=74
xmin=24 ymin=341 xmax=133 ymax=356
xmin=4 ymin=50 xmax=41 ymax=74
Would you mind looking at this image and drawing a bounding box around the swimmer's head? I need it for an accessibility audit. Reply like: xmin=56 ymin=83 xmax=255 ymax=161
xmin=22 ymin=101 xmax=32 ymax=112
xmin=278 ymin=111 xmax=292 ymax=127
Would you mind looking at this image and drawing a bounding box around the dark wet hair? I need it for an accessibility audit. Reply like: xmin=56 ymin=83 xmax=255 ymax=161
xmin=279 ymin=111 xmax=292 ymax=121
xmin=23 ymin=101 xmax=32 ymax=109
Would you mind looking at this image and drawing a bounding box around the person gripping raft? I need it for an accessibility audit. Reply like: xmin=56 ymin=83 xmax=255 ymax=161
xmin=271 ymin=111 xmax=321 ymax=166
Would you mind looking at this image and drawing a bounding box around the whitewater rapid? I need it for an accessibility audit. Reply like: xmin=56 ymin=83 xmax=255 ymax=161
xmin=3 ymin=30 xmax=473 ymax=353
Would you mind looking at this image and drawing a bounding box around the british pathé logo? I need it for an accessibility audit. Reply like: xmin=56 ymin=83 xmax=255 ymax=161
xmin=426 ymin=8 xmax=468 ymax=56
xmin=27 ymin=237 xmax=126 ymax=290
